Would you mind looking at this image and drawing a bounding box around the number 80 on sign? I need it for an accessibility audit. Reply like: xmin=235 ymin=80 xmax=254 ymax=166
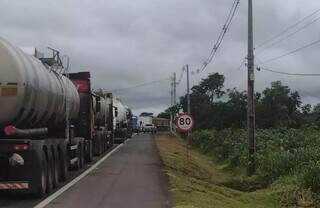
xmin=176 ymin=113 xmax=195 ymax=132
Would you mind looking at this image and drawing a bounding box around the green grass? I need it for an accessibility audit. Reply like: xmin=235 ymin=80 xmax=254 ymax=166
xmin=156 ymin=133 xmax=280 ymax=208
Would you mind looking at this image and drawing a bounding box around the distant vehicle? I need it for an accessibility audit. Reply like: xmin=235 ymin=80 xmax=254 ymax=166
xmin=131 ymin=116 xmax=139 ymax=132
xmin=152 ymin=118 xmax=170 ymax=131
xmin=143 ymin=124 xmax=157 ymax=133
xmin=138 ymin=116 xmax=153 ymax=125
xmin=138 ymin=116 xmax=153 ymax=131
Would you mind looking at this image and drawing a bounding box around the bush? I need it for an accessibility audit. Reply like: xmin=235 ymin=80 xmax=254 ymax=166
xmin=301 ymin=163 xmax=320 ymax=193
xmin=189 ymin=128 xmax=320 ymax=194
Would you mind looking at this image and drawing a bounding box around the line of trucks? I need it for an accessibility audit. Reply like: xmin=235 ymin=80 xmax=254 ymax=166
xmin=0 ymin=38 xmax=133 ymax=196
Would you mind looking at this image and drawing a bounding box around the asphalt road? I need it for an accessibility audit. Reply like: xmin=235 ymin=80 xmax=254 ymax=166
xmin=43 ymin=133 xmax=171 ymax=208
xmin=0 ymin=133 xmax=171 ymax=208
xmin=0 ymin=145 xmax=121 ymax=208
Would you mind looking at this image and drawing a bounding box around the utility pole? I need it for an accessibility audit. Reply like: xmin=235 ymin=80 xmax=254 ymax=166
xmin=186 ymin=65 xmax=190 ymax=113
xmin=247 ymin=0 xmax=256 ymax=176
xmin=173 ymin=72 xmax=177 ymax=105
xmin=170 ymin=76 xmax=173 ymax=131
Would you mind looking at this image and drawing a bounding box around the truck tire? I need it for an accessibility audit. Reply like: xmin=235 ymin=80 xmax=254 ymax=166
xmin=59 ymin=149 xmax=68 ymax=182
xmin=52 ymin=149 xmax=59 ymax=188
xmin=94 ymin=133 xmax=103 ymax=156
xmin=85 ymin=140 xmax=93 ymax=163
xmin=109 ymin=133 xmax=114 ymax=148
xmin=34 ymin=152 xmax=47 ymax=197
xmin=99 ymin=136 xmax=103 ymax=155
xmin=79 ymin=142 xmax=85 ymax=169
xmin=46 ymin=153 xmax=54 ymax=194
xmin=103 ymin=138 xmax=107 ymax=152
xmin=73 ymin=148 xmax=81 ymax=170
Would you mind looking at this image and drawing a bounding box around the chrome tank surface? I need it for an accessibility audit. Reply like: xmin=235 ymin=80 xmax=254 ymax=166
xmin=113 ymin=97 xmax=128 ymax=125
xmin=0 ymin=38 xmax=79 ymax=128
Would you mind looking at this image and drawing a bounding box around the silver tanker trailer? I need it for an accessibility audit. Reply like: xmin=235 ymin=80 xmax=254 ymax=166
xmin=113 ymin=97 xmax=133 ymax=142
xmin=0 ymin=38 xmax=119 ymax=196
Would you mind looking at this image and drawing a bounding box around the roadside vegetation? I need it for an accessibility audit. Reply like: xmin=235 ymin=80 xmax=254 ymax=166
xmin=158 ymin=72 xmax=320 ymax=207
xmin=156 ymin=133 xmax=279 ymax=208
xmin=189 ymin=129 xmax=320 ymax=207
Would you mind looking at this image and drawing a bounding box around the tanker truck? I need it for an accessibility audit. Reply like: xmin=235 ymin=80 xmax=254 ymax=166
xmin=113 ymin=97 xmax=133 ymax=142
xmin=0 ymin=38 xmax=115 ymax=196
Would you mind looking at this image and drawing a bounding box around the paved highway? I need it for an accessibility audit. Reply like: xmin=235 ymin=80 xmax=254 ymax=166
xmin=0 ymin=133 xmax=171 ymax=208
xmin=0 ymin=145 xmax=121 ymax=208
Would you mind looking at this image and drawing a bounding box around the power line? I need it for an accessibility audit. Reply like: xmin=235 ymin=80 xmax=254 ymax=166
xmin=257 ymin=66 xmax=320 ymax=76
xmin=259 ymin=38 xmax=320 ymax=64
xmin=255 ymin=8 xmax=320 ymax=49
xmin=107 ymin=78 xmax=170 ymax=92
xmin=256 ymin=15 xmax=320 ymax=54
xmin=194 ymin=0 xmax=240 ymax=74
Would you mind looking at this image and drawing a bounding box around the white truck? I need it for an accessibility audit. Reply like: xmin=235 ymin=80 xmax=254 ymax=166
xmin=138 ymin=116 xmax=156 ymax=133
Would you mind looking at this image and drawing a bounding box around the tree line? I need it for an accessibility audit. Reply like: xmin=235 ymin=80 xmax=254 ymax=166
xmin=158 ymin=73 xmax=320 ymax=129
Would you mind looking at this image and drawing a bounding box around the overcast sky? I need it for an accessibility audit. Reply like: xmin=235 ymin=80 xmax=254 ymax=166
xmin=1 ymin=0 xmax=320 ymax=115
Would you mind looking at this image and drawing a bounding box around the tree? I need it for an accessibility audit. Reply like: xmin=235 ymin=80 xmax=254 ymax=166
xmin=227 ymin=88 xmax=247 ymax=128
xmin=160 ymin=74 xmax=313 ymax=130
xmin=313 ymin=103 xmax=320 ymax=114
xmin=301 ymin=104 xmax=312 ymax=115
xmin=157 ymin=103 xmax=182 ymax=120
xmin=257 ymin=81 xmax=302 ymax=128
xmin=199 ymin=73 xmax=225 ymax=102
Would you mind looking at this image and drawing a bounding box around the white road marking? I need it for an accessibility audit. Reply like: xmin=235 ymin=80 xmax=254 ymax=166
xmin=34 ymin=143 xmax=124 ymax=208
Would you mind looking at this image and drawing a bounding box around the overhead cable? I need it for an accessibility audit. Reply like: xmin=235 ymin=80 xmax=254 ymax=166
xmin=259 ymin=38 xmax=320 ymax=64
xmin=256 ymin=16 xmax=320 ymax=53
xmin=194 ymin=0 xmax=240 ymax=74
xmin=255 ymin=8 xmax=320 ymax=49
xmin=257 ymin=66 xmax=320 ymax=76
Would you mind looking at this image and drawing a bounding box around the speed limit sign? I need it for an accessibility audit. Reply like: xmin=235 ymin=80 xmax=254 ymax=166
xmin=176 ymin=113 xmax=195 ymax=132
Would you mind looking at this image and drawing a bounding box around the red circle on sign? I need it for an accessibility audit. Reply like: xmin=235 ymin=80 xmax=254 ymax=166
xmin=176 ymin=113 xmax=195 ymax=132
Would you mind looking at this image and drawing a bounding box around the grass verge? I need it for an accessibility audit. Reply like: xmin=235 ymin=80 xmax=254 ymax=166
xmin=155 ymin=133 xmax=280 ymax=208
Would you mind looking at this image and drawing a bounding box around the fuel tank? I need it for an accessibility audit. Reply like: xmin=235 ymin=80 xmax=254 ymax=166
xmin=94 ymin=95 xmax=110 ymax=127
xmin=113 ymin=97 xmax=128 ymax=126
xmin=0 ymin=37 xmax=80 ymax=129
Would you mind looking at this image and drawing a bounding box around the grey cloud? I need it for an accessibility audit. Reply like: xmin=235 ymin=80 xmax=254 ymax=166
xmin=1 ymin=0 xmax=320 ymax=115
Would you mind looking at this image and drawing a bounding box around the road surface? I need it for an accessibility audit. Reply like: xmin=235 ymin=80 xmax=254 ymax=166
xmin=0 ymin=145 xmax=121 ymax=208
xmin=45 ymin=133 xmax=171 ymax=208
xmin=0 ymin=133 xmax=171 ymax=208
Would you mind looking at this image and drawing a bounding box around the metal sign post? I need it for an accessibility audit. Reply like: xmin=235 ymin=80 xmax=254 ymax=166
xmin=176 ymin=113 xmax=195 ymax=162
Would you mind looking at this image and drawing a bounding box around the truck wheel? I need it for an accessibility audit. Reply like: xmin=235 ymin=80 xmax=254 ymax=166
xmin=59 ymin=150 xmax=68 ymax=182
xmin=93 ymin=136 xmax=100 ymax=156
xmin=99 ymin=138 xmax=104 ymax=155
xmin=52 ymin=155 xmax=59 ymax=188
xmin=46 ymin=154 xmax=54 ymax=193
xmin=95 ymin=134 xmax=103 ymax=156
xmin=79 ymin=143 xmax=85 ymax=169
xmin=74 ymin=148 xmax=81 ymax=170
xmin=85 ymin=140 xmax=93 ymax=163
xmin=110 ymin=135 xmax=114 ymax=147
xmin=34 ymin=153 xmax=47 ymax=197
xmin=103 ymin=139 xmax=107 ymax=152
